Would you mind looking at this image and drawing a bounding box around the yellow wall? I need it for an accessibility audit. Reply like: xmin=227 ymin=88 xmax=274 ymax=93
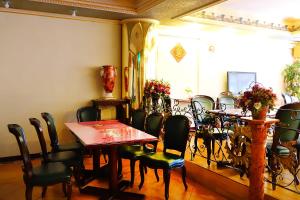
xmin=156 ymin=23 xmax=293 ymax=103
xmin=0 ymin=11 xmax=121 ymax=157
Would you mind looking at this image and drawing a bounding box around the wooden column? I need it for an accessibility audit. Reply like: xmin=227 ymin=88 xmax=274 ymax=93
xmin=241 ymin=117 xmax=279 ymax=200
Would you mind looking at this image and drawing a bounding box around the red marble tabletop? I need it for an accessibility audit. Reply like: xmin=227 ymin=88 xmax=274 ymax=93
xmin=65 ymin=120 xmax=157 ymax=147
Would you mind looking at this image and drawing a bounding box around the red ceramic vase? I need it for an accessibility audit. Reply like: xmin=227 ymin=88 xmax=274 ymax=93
xmin=100 ymin=65 xmax=116 ymax=97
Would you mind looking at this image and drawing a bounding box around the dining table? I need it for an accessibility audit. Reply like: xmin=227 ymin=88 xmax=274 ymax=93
xmin=65 ymin=120 xmax=158 ymax=200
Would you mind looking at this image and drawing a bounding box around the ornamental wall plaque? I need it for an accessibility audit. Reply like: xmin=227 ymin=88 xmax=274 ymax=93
xmin=170 ymin=43 xmax=186 ymax=63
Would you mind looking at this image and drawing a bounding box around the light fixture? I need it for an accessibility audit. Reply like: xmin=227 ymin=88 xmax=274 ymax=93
xmin=3 ymin=0 xmax=10 ymax=8
xmin=71 ymin=9 xmax=77 ymax=17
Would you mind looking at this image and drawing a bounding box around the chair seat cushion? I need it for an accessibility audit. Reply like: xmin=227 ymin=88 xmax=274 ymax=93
xmin=140 ymin=152 xmax=184 ymax=169
xmin=275 ymin=146 xmax=290 ymax=156
xmin=29 ymin=162 xmax=72 ymax=186
xmin=119 ymin=144 xmax=144 ymax=159
xmin=48 ymin=151 xmax=80 ymax=166
xmin=266 ymin=143 xmax=290 ymax=156
xmin=58 ymin=142 xmax=82 ymax=152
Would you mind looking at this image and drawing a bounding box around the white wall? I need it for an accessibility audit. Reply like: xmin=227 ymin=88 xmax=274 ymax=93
xmin=156 ymin=23 xmax=293 ymax=103
xmin=0 ymin=11 xmax=121 ymax=157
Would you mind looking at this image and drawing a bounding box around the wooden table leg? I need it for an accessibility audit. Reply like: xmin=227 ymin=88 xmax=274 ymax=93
xmin=108 ymin=146 xmax=118 ymax=193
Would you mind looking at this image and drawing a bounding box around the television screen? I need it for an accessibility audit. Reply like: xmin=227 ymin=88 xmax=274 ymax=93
xmin=227 ymin=71 xmax=256 ymax=95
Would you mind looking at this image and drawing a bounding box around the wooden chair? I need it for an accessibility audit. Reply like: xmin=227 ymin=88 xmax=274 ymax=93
xmin=29 ymin=118 xmax=82 ymax=186
xmin=118 ymin=112 xmax=163 ymax=186
xmin=8 ymin=124 xmax=72 ymax=200
xmin=76 ymin=106 xmax=101 ymax=122
xmin=117 ymin=108 xmax=147 ymax=178
xmin=41 ymin=112 xmax=82 ymax=153
xmin=138 ymin=115 xmax=190 ymax=200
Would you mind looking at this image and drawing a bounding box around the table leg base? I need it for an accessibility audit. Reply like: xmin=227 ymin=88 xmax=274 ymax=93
xmin=80 ymin=180 xmax=145 ymax=200
xmin=79 ymin=164 xmax=109 ymax=186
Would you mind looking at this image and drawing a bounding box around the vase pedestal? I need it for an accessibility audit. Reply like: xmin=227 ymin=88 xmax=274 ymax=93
xmin=241 ymin=117 xmax=279 ymax=200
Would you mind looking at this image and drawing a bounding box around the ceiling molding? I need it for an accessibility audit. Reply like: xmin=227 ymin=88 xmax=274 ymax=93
xmin=0 ymin=7 xmax=120 ymax=24
xmin=135 ymin=0 xmax=164 ymax=13
xmin=29 ymin=0 xmax=166 ymax=15
xmin=30 ymin=0 xmax=138 ymax=14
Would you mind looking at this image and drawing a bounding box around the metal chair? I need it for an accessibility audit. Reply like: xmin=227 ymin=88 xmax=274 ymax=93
xmin=216 ymin=92 xmax=236 ymax=110
xmin=267 ymin=103 xmax=300 ymax=190
xmin=8 ymin=124 xmax=72 ymax=200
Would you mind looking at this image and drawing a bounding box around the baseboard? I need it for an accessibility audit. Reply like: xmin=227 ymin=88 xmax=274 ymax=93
xmin=0 ymin=153 xmax=41 ymax=163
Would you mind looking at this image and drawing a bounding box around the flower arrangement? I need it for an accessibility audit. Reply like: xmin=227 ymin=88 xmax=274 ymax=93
xmin=144 ymin=79 xmax=170 ymax=98
xmin=238 ymin=83 xmax=277 ymax=118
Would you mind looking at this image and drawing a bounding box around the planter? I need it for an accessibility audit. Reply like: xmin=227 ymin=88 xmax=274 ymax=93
xmin=152 ymin=95 xmax=160 ymax=111
xmin=251 ymin=106 xmax=268 ymax=120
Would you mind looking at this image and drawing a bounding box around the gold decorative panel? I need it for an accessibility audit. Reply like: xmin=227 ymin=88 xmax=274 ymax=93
xmin=170 ymin=43 xmax=186 ymax=63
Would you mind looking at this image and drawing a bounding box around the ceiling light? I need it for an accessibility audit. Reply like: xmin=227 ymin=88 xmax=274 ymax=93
xmin=71 ymin=10 xmax=77 ymax=17
xmin=3 ymin=0 xmax=10 ymax=8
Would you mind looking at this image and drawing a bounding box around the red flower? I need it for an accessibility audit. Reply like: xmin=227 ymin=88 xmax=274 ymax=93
xmin=144 ymin=79 xmax=171 ymax=98
xmin=238 ymin=83 xmax=277 ymax=112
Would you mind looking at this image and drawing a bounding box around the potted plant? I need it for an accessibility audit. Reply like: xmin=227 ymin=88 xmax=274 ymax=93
xmin=238 ymin=83 xmax=277 ymax=120
xmin=283 ymin=61 xmax=300 ymax=98
xmin=144 ymin=79 xmax=170 ymax=111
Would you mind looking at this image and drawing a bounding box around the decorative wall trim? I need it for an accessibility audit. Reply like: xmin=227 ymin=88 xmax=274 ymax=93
xmin=186 ymin=11 xmax=288 ymax=31
xmin=0 ymin=7 xmax=120 ymax=24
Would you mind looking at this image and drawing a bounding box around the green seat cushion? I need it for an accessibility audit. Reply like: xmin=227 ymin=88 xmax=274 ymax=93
xmin=140 ymin=152 xmax=184 ymax=169
xmin=29 ymin=162 xmax=72 ymax=186
xmin=48 ymin=151 xmax=80 ymax=166
xmin=266 ymin=143 xmax=290 ymax=156
xmin=119 ymin=144 xmax=144 ymax=159
xmin=275 ymin=146 xmax=290 ymax=156
xmin=58 ymin=142 xmax=82 ymax=152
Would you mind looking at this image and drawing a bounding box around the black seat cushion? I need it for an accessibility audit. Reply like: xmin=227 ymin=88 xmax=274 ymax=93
xmin=58 ymin=142 xmax=82 ymax=152
xmin=47 ymin=150 xmax=80 ymax=166
xmin=29 ymin=162 xmax=72 ymax=186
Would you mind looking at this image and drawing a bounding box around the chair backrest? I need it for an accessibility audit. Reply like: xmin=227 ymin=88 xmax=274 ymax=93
xmin=29 ymin=118 xmax=49 ymax=162
xmin=77 ymin=106 xmax=101 ymax=122
xmin=163 ymin=115 xmax=190 ymax=157
xmin=131 ymin=109 xmax=147 ymax=131
xmin=273 ymin=102 xmax=300 ymax=150
xmin=291 ymin=95 xmax=299 ymax=103
xmin=216 ymin=92 xmax=236 ymax=110
xmin=191 ymin=95 xmax=215 ymax=127
xmin=145 ymin=112 xmax=164 ymax=137
xmin=145 ymin=112 xmax=164 ymax=150
xmin=41 ymin=112 xmax=59 ymax=152
xmin=282 ymin=93 xmax=292 ymax=104
xmin=7 ymin=124 xmax=33 ymax=180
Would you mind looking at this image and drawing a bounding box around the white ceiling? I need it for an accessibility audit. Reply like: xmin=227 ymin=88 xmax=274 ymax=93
xmin=201 ymin=0 xmax=300 ymax=25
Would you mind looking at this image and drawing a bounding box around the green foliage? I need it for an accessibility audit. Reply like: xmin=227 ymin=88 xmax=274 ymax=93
xmin=283 ymin=61 xmax=300 ymax=98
